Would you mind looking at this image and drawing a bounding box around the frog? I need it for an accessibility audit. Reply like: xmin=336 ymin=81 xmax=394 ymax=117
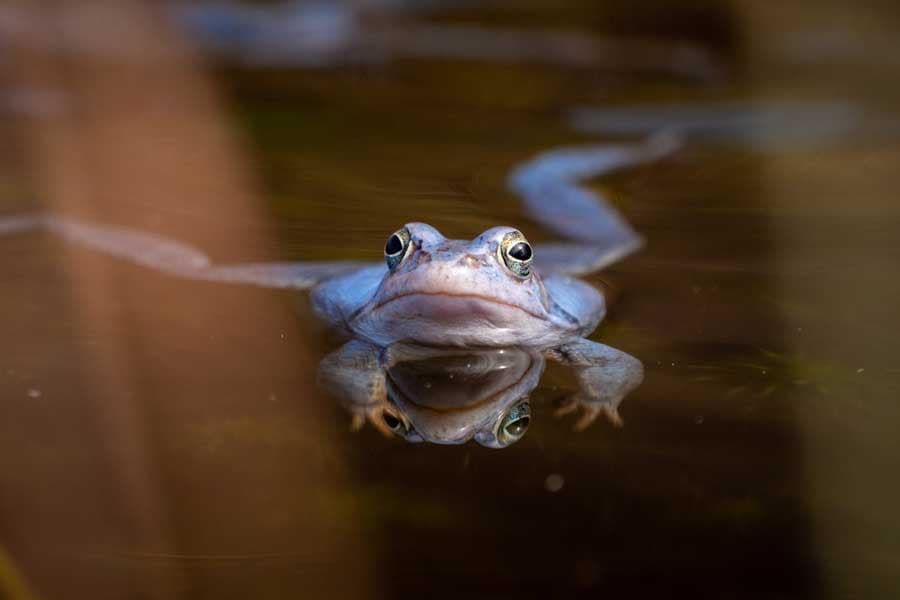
xmin=307 ymin=218 xmax=645 ymax=430
xmin=0 ymin=133 xmax=676 ymax=430
xmin=1 ymin=101 xmax=871 ymax=435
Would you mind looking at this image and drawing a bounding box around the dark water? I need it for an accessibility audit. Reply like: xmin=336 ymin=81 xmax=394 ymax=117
xmin=1 ymin=1 xmax=900 ymax=599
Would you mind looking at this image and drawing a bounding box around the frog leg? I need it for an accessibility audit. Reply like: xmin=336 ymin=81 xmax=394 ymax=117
xmin=316 ymin=339 xmax=396 ymax=435
xmin=510 ymin=133 xmax=681 ymax=277
xmin=197 ymin=261 xmax=373 ymax=289
xmin=0 ymin=213 xmax=370 ymax=290
xmin=544 ymin=338 xmax=644 ymax=431
xmin=0 ymin=214 xmax=44 ymax=234
xmin=533 ymin=241 xmax=642 ymax=278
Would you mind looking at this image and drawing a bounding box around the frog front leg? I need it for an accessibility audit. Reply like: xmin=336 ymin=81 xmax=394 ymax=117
xmin=545 ymin=338 xmax=644 ymax=430
xmin=317 ymin=339 xmax=393 ymax=435
xmin=317 ymin=341 xmax=444 ymax=437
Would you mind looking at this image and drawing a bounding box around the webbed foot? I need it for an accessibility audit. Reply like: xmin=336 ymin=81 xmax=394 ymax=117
xmin=546 ymin=338 xmax=644 ymax=431
xmin=554 ymin=393 xmax=624 ymax=430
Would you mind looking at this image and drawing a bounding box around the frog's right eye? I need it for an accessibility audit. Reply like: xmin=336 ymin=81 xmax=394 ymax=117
xmin=384 ymin=227 xmax=412 ymax=270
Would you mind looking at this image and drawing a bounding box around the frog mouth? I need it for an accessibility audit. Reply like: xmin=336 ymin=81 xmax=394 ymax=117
xmin=369 ymin=291 xmax=546 ymax=322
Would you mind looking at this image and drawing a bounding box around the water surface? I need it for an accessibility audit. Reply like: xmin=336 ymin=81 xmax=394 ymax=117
xmin=1 ymin=1 xmax=899 ymax=599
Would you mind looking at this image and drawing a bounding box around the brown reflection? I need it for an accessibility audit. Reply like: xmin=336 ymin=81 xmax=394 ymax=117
xmin=1 ymin=2 xmax=369 ymax=599
xmin=742 ymin=3 xmax=900 ymax=597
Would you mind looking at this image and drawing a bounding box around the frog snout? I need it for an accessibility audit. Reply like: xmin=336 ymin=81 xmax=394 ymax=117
xmin=459 ymin=254 xmax=488 ymax=268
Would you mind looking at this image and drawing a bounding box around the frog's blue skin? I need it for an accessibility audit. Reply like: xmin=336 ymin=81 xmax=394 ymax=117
xmin=312 ymin=223 xmax=607 ymax=348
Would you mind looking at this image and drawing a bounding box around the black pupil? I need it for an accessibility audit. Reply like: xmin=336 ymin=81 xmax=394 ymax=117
xmin=382 ymin=412 xmax=401 ymax=430
xmin=385 ymin=234 xmax=403 ymax=255
xmin=505 ymin=416 xmax=530 ymax=436
xmin=509 ymin=242 xmax=532 ymax=261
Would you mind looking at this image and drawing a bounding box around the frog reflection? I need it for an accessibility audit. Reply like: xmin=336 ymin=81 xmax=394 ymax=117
xmin=318 ymin=342 xmax=642 ymax=448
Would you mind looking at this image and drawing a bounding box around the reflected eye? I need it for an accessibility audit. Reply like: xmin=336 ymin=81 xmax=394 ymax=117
xmin=498 ymin=231 xmax=534 ymax=277
xmin=381 ymin=407 xmax=413 ymax=436
xmin=384 ymin=227 xmax=412 ymax=270
xmin=496 ymin=401 xmax=531 ymax=446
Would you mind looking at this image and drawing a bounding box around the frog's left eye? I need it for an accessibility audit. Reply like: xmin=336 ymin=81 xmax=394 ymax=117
xmin=495 ymin=400 xmax=531 ymax=446
xmin=498 ymin=231 xmax=533 ymax=278
xmin=384 ymin=227 xmax=412 ymax=270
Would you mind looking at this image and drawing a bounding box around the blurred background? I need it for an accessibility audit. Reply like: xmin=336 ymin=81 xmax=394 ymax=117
xmin=1 ymin=1 xmax=899 ymax=598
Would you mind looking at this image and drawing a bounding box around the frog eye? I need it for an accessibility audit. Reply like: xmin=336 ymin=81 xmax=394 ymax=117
xmin=498 ymin=231 xmax=533 ymax=278
xmin=495 ymin=401 xmax=531 ymax=446
xmin=384 ymin=227 xmax=411 ymax=269
xmin=384 ymin=227 xmax=412 ymax=270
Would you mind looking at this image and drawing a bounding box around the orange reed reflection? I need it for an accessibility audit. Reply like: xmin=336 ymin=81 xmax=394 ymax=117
xmin=2 ymin=2 xmax=370 ymax=599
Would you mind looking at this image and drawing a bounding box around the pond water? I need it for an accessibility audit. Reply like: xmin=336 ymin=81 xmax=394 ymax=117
xmin=1 ymin=1 xmax=899 ymax=599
